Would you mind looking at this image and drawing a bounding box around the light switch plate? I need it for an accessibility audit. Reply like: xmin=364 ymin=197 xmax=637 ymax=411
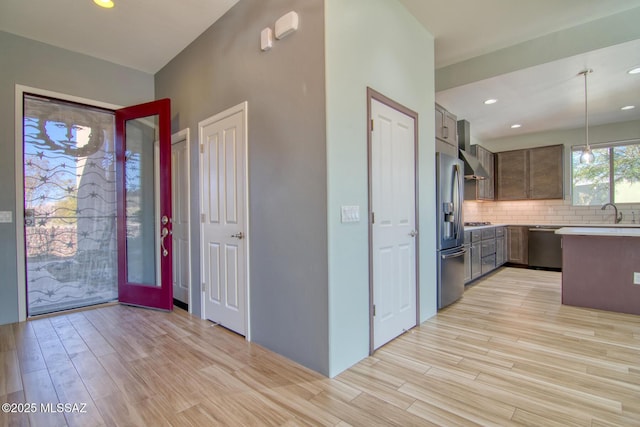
xmin=634 ymin=272 xmax=640 ymax=285
xmin=341 ymin=206 xmax=360 ymax=223
xmin=0 ymin=211 xmax=12 ymax=223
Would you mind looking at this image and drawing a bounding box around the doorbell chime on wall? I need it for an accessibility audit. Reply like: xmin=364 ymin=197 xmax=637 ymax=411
xmin=261 ymin=11 xmax=299 ymax=52
xmin=275 ymin=11 xmax=299 ymax=39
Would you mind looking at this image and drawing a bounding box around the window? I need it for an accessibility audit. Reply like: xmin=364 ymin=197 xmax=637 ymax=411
xmin=23 ymin=93 xmax=117 ymax=315
xmin=572 ymin=140 xmax=640 ymax=205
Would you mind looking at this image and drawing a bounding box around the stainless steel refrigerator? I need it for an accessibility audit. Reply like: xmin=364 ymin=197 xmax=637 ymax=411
xmin=436 ymin=152 xmax=465 ymax=309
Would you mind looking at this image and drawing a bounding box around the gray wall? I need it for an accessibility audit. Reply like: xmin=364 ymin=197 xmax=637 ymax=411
xmin=0 ymin=31 xmax=154 ymax=325
xmin=154 ymin=0 xmax=329 ymax=374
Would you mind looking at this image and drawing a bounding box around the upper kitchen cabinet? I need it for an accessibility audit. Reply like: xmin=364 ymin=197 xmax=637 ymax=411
xmin=465 ymin=144 xmax=495 ymax=201
xmin=529 ymin=145 xmax=564 ymax=199
xmin=435 ymin=104 xmax=458 ymax=158
xmin=496 ymin=149 xmax=528 ymax=200
xmin=496 ymin=144 xmax=564 ymax=200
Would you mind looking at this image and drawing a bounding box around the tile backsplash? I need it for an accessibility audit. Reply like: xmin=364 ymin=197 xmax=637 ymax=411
xmin=464 ymin=199 xmax=640 ymax=225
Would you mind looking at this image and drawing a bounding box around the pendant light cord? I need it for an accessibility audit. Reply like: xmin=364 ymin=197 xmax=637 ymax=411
xmin=584 ymin=70 xmax=589 ymax=151
xmin=579 ymin=69 xmax=594 ymax=163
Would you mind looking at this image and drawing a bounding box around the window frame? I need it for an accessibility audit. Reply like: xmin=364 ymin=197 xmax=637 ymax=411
xmin=571 ymin=138 xmax=640 ymax=206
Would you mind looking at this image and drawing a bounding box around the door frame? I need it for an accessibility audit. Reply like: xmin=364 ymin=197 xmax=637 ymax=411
xmin=198 ymin=101 xmax=251 ymax=340
xmin=171 ymin=128 xmax=192 ymax=312
xmin=367 ymin=87 xmax=420 ymax=354
xmin=14 ymin=85 xmax=123 ymax=321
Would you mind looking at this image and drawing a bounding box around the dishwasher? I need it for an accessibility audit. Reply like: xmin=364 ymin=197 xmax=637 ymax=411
xmin=528 ymin=226 xmax=562 ymax=270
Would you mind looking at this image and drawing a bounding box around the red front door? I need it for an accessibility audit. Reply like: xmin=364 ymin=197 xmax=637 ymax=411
xmin=115 ymin=99 xmax=173 ymax=310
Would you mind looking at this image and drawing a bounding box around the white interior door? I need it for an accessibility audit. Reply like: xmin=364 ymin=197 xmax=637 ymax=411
xmin=171 ymin=130 xmax=190 ymax=307
xmin=200 ymin=103 xmax=248 ymax=336
xmin=371 ymin=97 xmax=417 ymax=350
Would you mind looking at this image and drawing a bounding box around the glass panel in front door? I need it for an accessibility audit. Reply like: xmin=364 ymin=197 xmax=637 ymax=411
xmin=124 ymin=115 xmax=161 ymax=287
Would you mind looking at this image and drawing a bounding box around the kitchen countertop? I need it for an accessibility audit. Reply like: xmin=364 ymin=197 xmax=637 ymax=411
xmin=555 ymin=227 xmax=640 ymax=237
xmin=463 ymin=224 xmax=508 ymax=231
xmin=464 ymin=223 xmax=640 ymax=232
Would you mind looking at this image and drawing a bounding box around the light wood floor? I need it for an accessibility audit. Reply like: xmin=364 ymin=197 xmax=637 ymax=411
xmin=1 ymin=267 xmax=639 ymax=426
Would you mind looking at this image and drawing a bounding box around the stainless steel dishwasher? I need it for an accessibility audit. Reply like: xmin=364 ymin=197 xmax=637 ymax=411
xmin=528 ymin=226 xmax=562 ymax=270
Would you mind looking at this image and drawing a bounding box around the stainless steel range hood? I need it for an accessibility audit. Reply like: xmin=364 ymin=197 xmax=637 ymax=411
xmin=457 ymin=120 xmax=489 ymax=180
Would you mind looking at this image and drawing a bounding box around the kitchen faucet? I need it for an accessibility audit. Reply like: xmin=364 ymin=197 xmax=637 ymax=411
xmin=601 ymin=203 xmax=623 ymax=224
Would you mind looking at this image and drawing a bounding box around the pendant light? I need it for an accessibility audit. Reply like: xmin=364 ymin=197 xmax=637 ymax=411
xmin=579 ymin=69 xmax=594 ymax=164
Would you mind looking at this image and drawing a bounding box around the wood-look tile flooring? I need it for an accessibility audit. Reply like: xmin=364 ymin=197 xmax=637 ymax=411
xmin=1 ymin=267 xmax=639 ymax=426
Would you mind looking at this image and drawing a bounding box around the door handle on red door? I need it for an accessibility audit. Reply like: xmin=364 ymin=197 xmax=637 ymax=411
xmin=160 ymin=227 xmax=171 ymax=257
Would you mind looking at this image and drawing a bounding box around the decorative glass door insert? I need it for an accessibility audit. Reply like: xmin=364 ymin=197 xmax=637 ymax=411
xmin=23 ymin=94 xmax=118 ymax=315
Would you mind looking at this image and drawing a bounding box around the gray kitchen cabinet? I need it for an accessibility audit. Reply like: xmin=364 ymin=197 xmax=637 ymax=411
xmin=496 ymin=236 xmax=505 ymax=266
xmin=465 ymin=230 xmax=482 ymax=282
xmin=496 ymin=227 xmax=506 ymax=266
xmin=471 ymin=241 xmax=481 ymax=280
xmin=465 ymin=144 xmax=495 ymax=201
xmin=507 ymin=226 xmax=529 ymax=265
xmin=435 ymin=103 xmax=458 ymax=158
xmin=529 ymin=145 xmax=564 ymax=199
xmin=496 ymin=149 xmax=528 ymax=200
xmin=464 ymin=232 xmax=472 ymax=283
xmin=496 ymin=145 xmax=564 ymax=200
xmin=480 ymin=228 xmax=496 ymax=275
xmin=465 ymin=227 xmax=506 ymax=284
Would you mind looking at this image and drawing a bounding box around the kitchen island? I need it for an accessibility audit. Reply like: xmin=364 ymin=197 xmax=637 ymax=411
xmin=556 ymin=227 xmax=640 ymax=315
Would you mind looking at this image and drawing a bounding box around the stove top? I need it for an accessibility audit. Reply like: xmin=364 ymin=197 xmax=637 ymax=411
xmin=464 ymin=221 xmax=492 ymax=226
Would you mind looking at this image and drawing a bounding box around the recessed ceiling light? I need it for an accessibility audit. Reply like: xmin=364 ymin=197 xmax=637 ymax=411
xmin=621 ymin=105 xmax=636 ymax=110
xmin=484 ymin=99 xmax=498 ymax=105
xmin=93 ymin=0 xmax=114 ymax=8
xmin=510 ymin=124 xmax=522 ymax=129
xmin=628 ymin=67 xmax=640 ymax=75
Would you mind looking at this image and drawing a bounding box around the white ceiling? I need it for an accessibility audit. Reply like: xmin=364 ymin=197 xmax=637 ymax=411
xmin=436 ymin=38 xmax=640 ymax=141
xmin=399 ymin=0 xmax=640 ymax=69
xmin=399 ymin=0 xmax=640 ymax=142
xmin=1 ymin=0 xmax=639 ymax=142
xmin=0 ymin=0 xmax=239 ymax=74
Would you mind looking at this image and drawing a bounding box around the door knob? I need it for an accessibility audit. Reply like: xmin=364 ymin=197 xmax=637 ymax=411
xmin=409 ymin=230 xmax=418 ymax=237
xmin=231 ymin=232 xmax=244 ymax=239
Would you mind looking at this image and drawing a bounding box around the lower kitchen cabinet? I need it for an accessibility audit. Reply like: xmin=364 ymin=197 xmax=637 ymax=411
xmin=471 ymin=241 xmax=481 ymax=280
xmin=507 ymin=226 xmax=529 ymax=265
xmin=496 ymin=227 xmax=506 ymax=266
xmin=496 ymin=235 xmax=505 ymax=266
xmin=465 ymin=226 xmax=506 ymax=284
xmin=480 ymin=228 xmax=496 ymax=275
xmin=464 ymin=249 xmax=472 ymax=283
xmin=463 ymin=231 xmax=472 ymax=282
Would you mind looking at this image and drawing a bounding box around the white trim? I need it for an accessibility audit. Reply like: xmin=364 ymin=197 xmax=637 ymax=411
xmin=171 ymin=128 xmax=193 ymax=313
xmin=198 ymin=101 xmax=250 ymax=341
xmin=14 ymin=85 xmax=122 ymax=321
xmin=572 ymin=138 xmax=640 ymax=151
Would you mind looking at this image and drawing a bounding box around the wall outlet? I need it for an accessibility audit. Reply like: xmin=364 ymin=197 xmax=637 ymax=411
xmin=634 ymin=272 xmax=640 ymax=285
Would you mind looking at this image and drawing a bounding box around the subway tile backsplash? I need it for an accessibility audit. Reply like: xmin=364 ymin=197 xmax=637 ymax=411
xmin=464 ymin=200 xmax=640 ymax=225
